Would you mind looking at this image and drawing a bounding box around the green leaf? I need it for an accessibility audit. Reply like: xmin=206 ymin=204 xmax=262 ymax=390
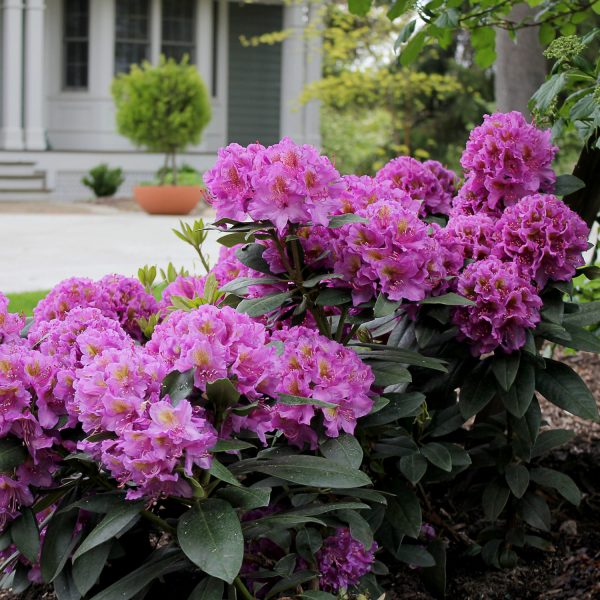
xmin=188 ymin=577 xmax=225 ymax=600
xmin=492 ymin=353 xmax=520 ymax=392
xmin=561 ymin=323 xmax=600 ymax=352
xmin=316 ymin=288 xmax=353 ymax=306
xmin=216 ymin=486 xmax=270 ymax=510
xmin=371 ymin=362 xmax=412 ymax=387
xmin=41 ymin=498 xmax=80 ymax=583
xmin=10 ymin=508 xmax=39 ymax=563
xmin=209 ymin=459 xmax=241 ymax=487
xmin=235 ymin=244 xmax=272 ymax=275
xmin=219 ymin=276 xmax=282 ymax=295
xmin=539 ymin=22 xmax=556 ymax=45
xmin=434 ymin=8 xmax=459 ymax=27
xmin=72 ymin=540 xmax=112 ymax=596
xmin=554 ymin=174 xmax=586 ymax=196
xmin=254 ymin=455 xmax=371 ymax=488
xmin=265 ymin=570 xmax=317 ymax=600
xmin=459 ymin=366 xmax=496 ymax=419
xmin=399 ymin=452 xmax=428 ymax=484
xmin=319 ymin=435 xmax=363 ymax=469
xmin=530 ymin=73 xmax=567 ymax=112
xmin=348 ymin=0 xmax=371 ymax=16
xmin=360 ymin=392 xmax=425 ymax=426
xmin=500 ymin=361 xmax=535 ymax=418
xmin=420 ymin=292 xmax=474 ymax=306
xmin=505 ymin=464 xmax=529 ymax=499
xmin=353 ymin=344 xmax=448 ymax=372
xmin=373 ymin=293 xmax=402 ymax=318
xmin=400 ymin=31 xmax=426 ymax=66
xmin=482 ymin=480 xmax=510 ymax=521
xmin=387 ymin=0 xmax=412 ymax=20
xmin=395 ymin=544 xmax=435 ymax=567
xmin=212 ymin=440 xmax=255 ymax=453
xmin=237 ymin=291 xmax=293 ymax=317
xmin=327 ymin=213 xmax=369 ymax=227
xmin=474 ymin=47 xmax=497 ymax=69
xmin=420 ymin=443 xmax=452 ymax=472
xmin=337 ymin=509 xmax=373 ymax=549
xmin=178 ymin=499 xmax=244 ymax=584
xmin=301 ymin=593 xmax=336 ymax=600
xmin=395 ymin=19 xmax=416 ymax=49
xmin=530 ymin=467 xmax=581 ymax=506
xmin=531 ymin=429 xmax=575 ymax=458
xmin=471 ymin=26 xmax=495 ymax=49
xmin=88 ymin=550 xmax=187 ymax=600
xmin=535 ymin=359 xmax=599 ymax=421
xmin=0 ymin=438 xmax=27 ymax=473
xmin=205 ymin=378 xmax=241 ymax=408
xmin=277 ymin=393 xmax=336 ymax=409
xmin=72 ymin=502 xmax=142 ymax=561
xmin=518 ymin=492 xmax=551 ymax=531
xmin=422 ymin=539 xmax=446 ymax=597
xmin=53 ymin=565 xmax=80 ymax=600
xmin=387 ymin=487 xmax=422 ymax=539
xmin=563 ymin=301 xmax=600 ymax=327
xmin=160 ymin=369 xmax=195 ymax=404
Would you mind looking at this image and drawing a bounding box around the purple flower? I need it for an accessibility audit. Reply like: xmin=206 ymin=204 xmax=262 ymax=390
xmin=445 ymin=213 xmax=497 ymax=261
xmin=317 ymin=528 xmax=377 ymax=592
xmin=493 ymin=194 xmax=589 ymax=287
xmin=0 ymin=293 xmax=25 ymax=344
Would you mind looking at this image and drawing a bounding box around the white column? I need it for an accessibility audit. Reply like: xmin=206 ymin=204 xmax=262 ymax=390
xmin=196 ymin=0 xmax=212 ymax=87
xmin=304 ymin=2 xmax=322 ymax=148
xmin=150 ymin=0 xmax=161 ymax=64
xmin=280 ymin=2 xmax=305 ymax=143
xmin=1 ymin=0 xmax=24 ymax=150
xmin=24 ymin=0 xmax=46 ymax=149
xmin=90 ymin=0 xmax=114 ymax=95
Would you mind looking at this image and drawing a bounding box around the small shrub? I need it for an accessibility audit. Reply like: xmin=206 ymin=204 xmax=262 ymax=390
xmin=81 ymin=163 xmax=125 ymax=197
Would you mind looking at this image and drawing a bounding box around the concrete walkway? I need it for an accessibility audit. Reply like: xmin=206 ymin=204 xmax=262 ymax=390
xmin=0 ymin=210 xmax=222 ymax=292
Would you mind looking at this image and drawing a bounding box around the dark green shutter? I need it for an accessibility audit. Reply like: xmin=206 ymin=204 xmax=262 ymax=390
xmin=227 ymin=3 xmax=283 ymax=146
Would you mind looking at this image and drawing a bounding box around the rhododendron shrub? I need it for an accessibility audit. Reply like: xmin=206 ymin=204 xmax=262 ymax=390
xmin=0 ymin=112 xmax=598 ymax=598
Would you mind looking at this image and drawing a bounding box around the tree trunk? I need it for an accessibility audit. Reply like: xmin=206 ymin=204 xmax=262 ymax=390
xmin=494 ymin=4 xmax=547 ymax=115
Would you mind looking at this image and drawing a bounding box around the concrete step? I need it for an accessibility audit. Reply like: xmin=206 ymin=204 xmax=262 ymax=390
xmin=0 ymin=161 xmax=37 ymax=177
xmin=0 ymin=173 xmax=46 ymax=191
xmin=0 ymin=189 xmax=51 ymax=201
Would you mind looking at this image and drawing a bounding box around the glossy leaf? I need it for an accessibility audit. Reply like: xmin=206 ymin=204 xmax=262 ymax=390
xmin=319 ymin=434 xmax=363 ymax=469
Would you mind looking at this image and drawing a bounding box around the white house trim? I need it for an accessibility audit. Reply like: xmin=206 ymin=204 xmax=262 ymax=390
xmin=25 ymin=0 xmax=46 ymax=150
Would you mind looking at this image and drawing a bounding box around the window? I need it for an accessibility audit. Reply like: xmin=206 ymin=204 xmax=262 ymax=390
xmin=63 ymin=0 xmax=89 ymax=89
xmin=115 ymin=0 xmax=150 ymax=74
xmin=162 ymin=0 xmax=196 ymax=62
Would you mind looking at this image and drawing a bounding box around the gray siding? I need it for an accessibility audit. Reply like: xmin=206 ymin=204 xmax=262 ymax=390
xmin=227 ymin=3 xmax=282 ymax=146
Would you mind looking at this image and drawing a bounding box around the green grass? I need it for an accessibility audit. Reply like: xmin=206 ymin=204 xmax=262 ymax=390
xmin=6 ymin=290 xmax=49 ymax=315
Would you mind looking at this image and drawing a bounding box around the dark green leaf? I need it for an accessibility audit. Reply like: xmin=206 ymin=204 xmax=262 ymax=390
xmin=399 ymin=30 xmax=426 ymax=66
xmin=212 ymin=440 xmax=255 ymax=452
xmin=360 ymin=393 xmax=425 ymax=426
xmin=399 ymin=452 xmax=428 ymax=484
xmin=420 ymin=292 xmax=474 ymax=306
xmin=10 ymin=508 xmax=39 ymax=563
xmin=327 ymin=213 xmax=369 ymax=227
xmin=395 ymin=544 xmax=435 ymax=567
xmin=337 ymin=509 xmax=373 ymax=548
xmin=277 ymin=393 xmax=336 ymax=409
xmin=0 ymin=438 xmax=27 ymax=473
xmin=387 ymin=487 xmax=421 ymax=539
xmin=561 ymin=323 xmax=600 ymax=352
xmin=554 ymin=174 xmax=585 ymax=196
xmin=72 ymin=502 xmax=142 ymax=561
xmin=535 ymin=359 xmax=599 ymax=421
xmin=530 ymin=467 xmax=581 ymax=506
xmin=531 ymin=429 xmax=575 ymax=458
xmin=387 ymin=0 xmax=412 ymax=20
xmin=265 ymin=570 xmax=316 ymax=600
xmin=160 ymin=369 xmax=194 ymax=404
xmin=459 ymin=367 xmax=496 ymax=419
xmin=395 ymin=19 xmax=416 ymax=49
xmin=205 ymin=378 xmax=241 ymax=408
xmin=320 ymin=435 xmax=363 ymax=469
xmin=188 ymin=577 xmax=225 ymax=600
xmin=53 ymin=565 xmax=80 ymax=600
xmin=422 ymin=539 xmax=446 ymax=598
xmin=374 ymin=293 xmax=402 ymax=318
xmin=371 ymin=362 xmax=412 ymax=387
xmin=296 ymin=528 xmax=323 ymax=561
xmin=530 ymin=73 xmax=567 ymax=112
xmin=518 ymin=493 xmax=551 ymax=531
xmin=209 ymin=459 xmax=241 ymax=487
xmin=492 ymin=353 xmax=520 ymax=391
xmin=237 ymin=291 xmax=293 ymax=317
xmin=315 ymin=288 xmax=352 ymax=306
xmin=505 ymin=464 xmax=529 ymax=499
xmin=72 ymin=541 xmax=112 ymax=596
xmin=420 ymin=443 xmax=452 ymax=472
xmin=177 ymin=499 xmax=244 ymax=584
xmin=219 ymin=276 xmax=281 ymax=295
xmin=301 ymin=593 xmax=336 ymax=600
xmin=562 ymin=301 xmax=600 ymax=327
xmin=235 ymin=244 xmax=272 ymax=275
xmin=254 ymin=455 xmax=371 ymax=488
xmin=348 ymin=0 xmax=371 ymax=16
xmin=501 ymin=361 xmax=535 ymax=418
xmin=482 ymin=480 xmax=510 ymax=520
xmin=88 ymin=550 xmax=187 ymax=600
xmin=216 ymin=486 xmax=271 ymax=510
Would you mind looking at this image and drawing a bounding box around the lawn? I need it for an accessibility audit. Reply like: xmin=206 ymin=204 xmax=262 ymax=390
xmin=6 ymin=290 xmax=49 ymax=315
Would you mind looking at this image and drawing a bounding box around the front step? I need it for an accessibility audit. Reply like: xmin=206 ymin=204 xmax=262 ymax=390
xmin=0 ymin=189 xmax=51 ymax=200
xmin=0 ymin=161 xmax=37 ymax=177
xmin=0 ymin=173 xmax=46 ymax=191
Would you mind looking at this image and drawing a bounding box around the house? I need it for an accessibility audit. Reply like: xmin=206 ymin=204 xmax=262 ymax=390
xmin=0 ymin=0 xmax=321 ymax=200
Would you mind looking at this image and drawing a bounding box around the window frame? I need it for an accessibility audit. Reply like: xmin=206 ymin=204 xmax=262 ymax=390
xmin=114 ymin=0 xmax=152 ymax=75
xmin=161 ymin=0 xmax=197 ymax=63
xmin=62 ymin=0 xmax=90 ymax=91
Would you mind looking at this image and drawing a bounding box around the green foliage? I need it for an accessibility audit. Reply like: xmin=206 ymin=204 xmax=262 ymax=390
xmin=81 ymin=164 xmax=125 ymax=198
xmin=5 ymin=290 xmax=49 ymax=316
xmin=112 ymin=56 xmax=211 ymax=184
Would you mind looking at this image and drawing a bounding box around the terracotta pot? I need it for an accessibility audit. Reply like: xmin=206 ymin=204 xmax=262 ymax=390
xmin=133 ymin=185 xmax=202 ymax=215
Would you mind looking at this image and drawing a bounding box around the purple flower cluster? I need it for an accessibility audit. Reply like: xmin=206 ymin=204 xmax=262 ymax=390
xmin=457 ymin=111 xmax=557 ymax=216
xmin=32 ymin=275 xmax=158 ymax=339
xmin=204 ymin=138 xmax=343 ymax=232
xmin=317 ymin=528 xmax=377 ymax=592
xmin=492 ymin=193 xmax=589 ymax=287
xmin=444 ymin=213 xmax=496 ymax=261
xmin=0 ymin=293 xmax=25 ymax=344
xmin=376 ymin=156 xmax=457 ymax=216
xmin=453 ymin=257 xmax=542 ymax=355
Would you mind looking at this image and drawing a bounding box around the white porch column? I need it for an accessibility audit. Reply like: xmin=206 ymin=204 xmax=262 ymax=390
xmin=280 ymin=2 xmax=305 ymax=143
xmin=24 ymin=0 xmax=46 ymax=149
xmin=1 ymin=0 xmax=24 ymax=150
xmin=150 ymin=0 xmax=161 ymax=64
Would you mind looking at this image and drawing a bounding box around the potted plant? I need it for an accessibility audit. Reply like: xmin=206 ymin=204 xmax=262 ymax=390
xmin=112 ymin=56 xmax=211 ymax=215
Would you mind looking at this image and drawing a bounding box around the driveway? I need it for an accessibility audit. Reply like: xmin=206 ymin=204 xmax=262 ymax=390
xmin=0 ymin=205 xmax=222 ymax=292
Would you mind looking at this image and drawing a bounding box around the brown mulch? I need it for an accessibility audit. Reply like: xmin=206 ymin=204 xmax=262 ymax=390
xmin=2 ymin=353 xmax=600 ymax=600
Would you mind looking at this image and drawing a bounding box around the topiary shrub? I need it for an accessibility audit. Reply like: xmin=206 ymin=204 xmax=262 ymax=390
xmin=81 ymin=164 xmax=125 ymax=198
xmin=112 ymin=56 xmax=211 ymax=185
